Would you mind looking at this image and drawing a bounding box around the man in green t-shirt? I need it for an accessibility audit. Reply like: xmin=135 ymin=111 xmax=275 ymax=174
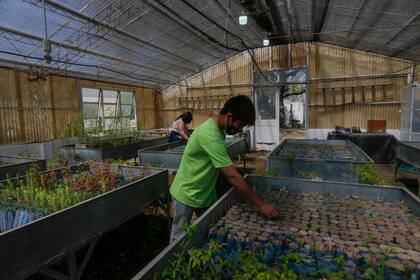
xmin=170 ymin=95 xmax=280 ymax=243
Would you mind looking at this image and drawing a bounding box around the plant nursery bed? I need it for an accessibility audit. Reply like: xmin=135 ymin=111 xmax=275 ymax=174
xmin=0 ymin=155 xmax=46 ymax=180
xmin=267 ymin=139 xmax=373 ymax=183
xmin=60 ymin=136 xmax=168 ymax=162
xmin=0 ymin=162 xmax=168 ymax=280
xmin=138 ymin=137 xmax=246 ymax=172
xmin=134 ymin=176 xmax=420 ymax=280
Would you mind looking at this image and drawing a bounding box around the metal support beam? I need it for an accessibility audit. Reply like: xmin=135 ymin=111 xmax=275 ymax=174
xmin=39 ymin=238 xmax=98 ymax=280
xmin=385 ymin=11 xmax=420 ymax=45
xmin=346 ymin=0 xmax=369 ymax=40
xmin=22 ymin=0 xmax=202 ymax=70
xmin=0 ymin=26 xmax=179 ymax=81
xmin=312 ymin=0 xmax=330 ymax=41
xmin=0 ymin=57 xmax=160 ymax=88
xmin=0 ymin=26 xmax=179 ymax=83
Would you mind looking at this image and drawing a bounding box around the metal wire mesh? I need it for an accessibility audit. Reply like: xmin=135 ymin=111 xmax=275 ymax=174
xmin=0 ymin=0 xmax=418 ymax=86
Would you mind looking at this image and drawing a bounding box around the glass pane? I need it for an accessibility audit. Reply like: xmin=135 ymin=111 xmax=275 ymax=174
xmin=412 ymin=110 xmax=420 ymax=132
xmin=104 ymin=118 xmax=115 ymax=130
xmin=256 ymin=90 xmax=276 ymax=120
xmin=401 ymin=87 xmax=412 ymax=109
xmin=121 ymin=104 xmax=132 ymax=117
xmin=400 ymin=110 xmax=410 ymax=132
xmin=121 ymin=118 xmax=131 ymax=128
xmin=84 ymin=119 xmax=98 ymax=130
xmin=82 ymin=103 xmax=98 ymax=118
xmin=82 ymin=88 xmax=99 ymax=102
xmin=103 ymin=104 xmax=116 ymax=117
xmin=103 ymin=90 xmax=118 ymax=103
xmin=414 ymin=87 xmax=420 ymax=109
xmin=121 ymin=91 xmax=133 ymax=104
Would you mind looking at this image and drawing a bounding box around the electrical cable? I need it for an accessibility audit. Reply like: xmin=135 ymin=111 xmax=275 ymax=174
xmin=152 ymin=0 xmax=244 ymax=53
xmin=180 ymin=0 xmax=268 ymax=80
xmin=224 ymin=0 xmax=232 ymax=57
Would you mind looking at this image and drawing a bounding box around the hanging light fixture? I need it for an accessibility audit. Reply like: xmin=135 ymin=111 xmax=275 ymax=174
xmin=263 ymin=35 xmax=269 ymax=46
xmin=239 ymin=10 xmax=247 ymax=25
xmin=43 ymin=0 xmax=51 ymax=63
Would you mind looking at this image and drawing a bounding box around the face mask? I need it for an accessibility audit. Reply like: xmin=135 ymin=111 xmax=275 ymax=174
xmin=225 ymin=117 xmax=241 ymax=135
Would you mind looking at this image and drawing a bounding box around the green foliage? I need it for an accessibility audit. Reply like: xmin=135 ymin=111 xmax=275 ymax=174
xmin=47 ymin=152 xmax=66 ymax=170
xmin=256 ymin=164 xmax=285 ymax=177
xmin=294 ymin=168 xmax=317 ymax=179
xmin=286 ymin=155 xmax=296 ymax=164
xmin=362 ymin=251 xmax=387 ymax=280
xmin=334 ymin=255 xmax=345 ymax=267
xmin=18 ymin=150 xmax=38 ymax=158
xmin=356 ymin=164 xmax=381 ymax=185
xmin=0 ymin=162 xmax=137 ymax=216
xmin=59 ymin=114 xmax=85 ymax=138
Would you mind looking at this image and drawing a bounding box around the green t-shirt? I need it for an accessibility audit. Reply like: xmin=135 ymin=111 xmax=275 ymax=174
xmin=170 ymin=118 xmax=233 ymax=208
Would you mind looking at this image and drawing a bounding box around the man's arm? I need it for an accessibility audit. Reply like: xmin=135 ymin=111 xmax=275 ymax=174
xmin=221 ymin=165 xmax=280 ymax=219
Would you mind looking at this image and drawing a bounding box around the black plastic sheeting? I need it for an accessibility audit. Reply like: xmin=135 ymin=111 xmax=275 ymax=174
xmin=328 ymin=132 xmax=396 ymax=164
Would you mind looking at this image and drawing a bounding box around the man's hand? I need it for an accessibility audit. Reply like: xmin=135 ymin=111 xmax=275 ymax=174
xmin=258 ymin=202 xmax=280 ymax=219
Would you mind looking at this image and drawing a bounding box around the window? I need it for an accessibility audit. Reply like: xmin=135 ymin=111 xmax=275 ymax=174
xmin=81 ymin=88 xmax=137 ymax=132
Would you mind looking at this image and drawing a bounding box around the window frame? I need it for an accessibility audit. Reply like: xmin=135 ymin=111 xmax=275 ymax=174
xmin=80 ymin=87 xmax=137 ymax=133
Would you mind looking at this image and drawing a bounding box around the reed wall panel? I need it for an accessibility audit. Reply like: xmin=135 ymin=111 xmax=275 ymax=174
xmin=162 ymin=42 xmax=411 ymax=130
xmin=0 ymin=68 xmax=157 ymax=144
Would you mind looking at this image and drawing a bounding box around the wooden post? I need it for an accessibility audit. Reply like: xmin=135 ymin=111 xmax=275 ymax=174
xmin=14 ymin=71 xmax=26 ymax=142
xmin=48 ymin=77 xmax=58 ymax=138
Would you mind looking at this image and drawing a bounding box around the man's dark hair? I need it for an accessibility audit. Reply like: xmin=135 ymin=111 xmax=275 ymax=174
xmin=220 ymin=95 xmax=255 ymax=125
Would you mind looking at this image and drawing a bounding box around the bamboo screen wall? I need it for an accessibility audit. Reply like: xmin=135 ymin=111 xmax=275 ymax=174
xmin=161 ymin=42 xmax=415 ymax=130
xmin=0 ymin=67 xmax=159 ymax=144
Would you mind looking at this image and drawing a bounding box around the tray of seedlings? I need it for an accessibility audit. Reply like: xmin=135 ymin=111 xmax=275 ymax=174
xmin=138 ymin=137 xmax=246 ymax=172
xmin=267 ymin=139 xmax=373 ymax=183
xmin=0 ymin=161 xmax=168 ymax=280
xmin=0 ymin=155 xmax=46 ymax=180
xmin=134 ymin=176 xmax=420 ymax=280
xmin=61 ymin=132 xmax=168 ymax=163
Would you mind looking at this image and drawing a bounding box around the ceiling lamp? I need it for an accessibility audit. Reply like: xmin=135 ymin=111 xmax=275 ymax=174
xmin=239 ymin=11 xmax=247 ymax=25
xmin=263 ymin=37 xmax=269 ymax=46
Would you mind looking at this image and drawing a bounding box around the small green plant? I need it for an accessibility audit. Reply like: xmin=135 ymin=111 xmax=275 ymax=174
xmin=356 ymin=164 xmax=381 ymax=185
xmin=256 ymin=164 xmax=285 ymax=177
xmin=18 ymin=150 xmax=37 ymax=158
xmin=286 ymin=155 xmax=296 ymax=164
xmin=0 ymin=161 xmax=140 ymax=218
xmin=363 ymin=252 xmax=386 ymax=280
xmin=47 ymin=152 xmax=66 ymax=169
xmin=59 ymin=114 xmax=85 ymax=138
xmin=294 ymin=167 xmax=317 ymax=179
xmin=333 ymin=255 xmax=345 ymax=267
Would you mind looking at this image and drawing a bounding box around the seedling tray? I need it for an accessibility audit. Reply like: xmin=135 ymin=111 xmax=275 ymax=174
xmin=60 ymin=136 xmax=168 ymax=162
xmin=267 ymin=139 xmax=373 ymax=183
xmin=138 ymin=138 xmax=246 ymax=172
xmin=0 ymin=155 xmax=46 ymax=180
xmin=0 ymin=163 xmax=168 ymax=280
xmin=134 ymin=176 xmax=420 ymax=280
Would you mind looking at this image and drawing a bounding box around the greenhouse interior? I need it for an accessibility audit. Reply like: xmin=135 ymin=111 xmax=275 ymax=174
xmin=0 ymin=0 xmax=420 ymax=279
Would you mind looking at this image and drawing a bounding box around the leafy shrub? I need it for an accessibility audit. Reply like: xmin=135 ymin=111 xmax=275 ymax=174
xmin=356 ymin=164 xmax=381 ymax=185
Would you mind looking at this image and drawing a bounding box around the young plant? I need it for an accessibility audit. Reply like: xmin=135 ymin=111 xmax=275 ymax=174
xmin=356 ymin=164 xmax=381 ymax=185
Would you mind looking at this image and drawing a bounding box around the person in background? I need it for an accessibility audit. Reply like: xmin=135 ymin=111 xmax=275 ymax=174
xmin=170 ymin=95 xmax=280 ymax=243
xmin=169 ymin=111 xmax=193 ymax=142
